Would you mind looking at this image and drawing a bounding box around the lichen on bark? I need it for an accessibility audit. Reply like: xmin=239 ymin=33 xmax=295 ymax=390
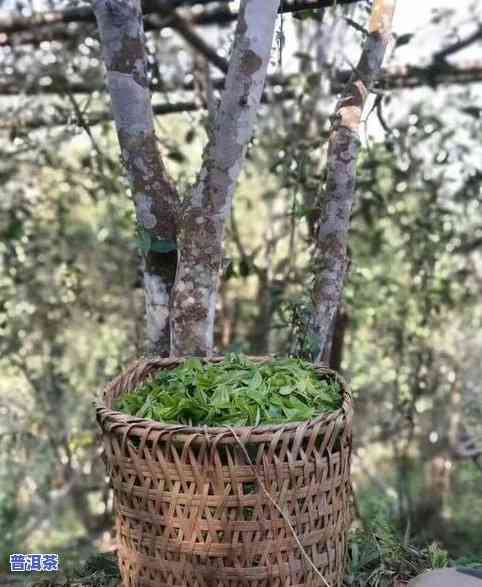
xmin=170 ymin=0 xmax=281 ymax=357
xmin=310 ymin=0 xmax=396 ymax=361
xmin=94 ymin=0 xmax=179 ymax=356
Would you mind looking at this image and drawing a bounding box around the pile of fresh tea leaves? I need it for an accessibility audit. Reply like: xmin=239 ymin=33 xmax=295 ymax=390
xmin=114 ymin=354 xmax=342 ymax=426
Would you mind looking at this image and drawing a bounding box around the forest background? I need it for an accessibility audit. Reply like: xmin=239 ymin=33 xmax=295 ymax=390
xmin=0 ymin=0 xmax=481 ymax=579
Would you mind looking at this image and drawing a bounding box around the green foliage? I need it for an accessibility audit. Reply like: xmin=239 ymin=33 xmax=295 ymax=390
xmin=428 ymin=542 xmax=449 ymax=569
xmin=28 ymin=552 xmax=121 ymax=587
xmin=0 ymin=136 xmax=138 ymax=565
xmin=453 ymin=555 xmax=482 ymax=569
xmin=68 ymin=552 xmax=120 ymax=587
xmin=1 ymin=0 xmax=481 ymax=565
xmin=135 ymin=225 xmax=152 ymax=254
xmin=345 ymin=506 xmax=481 ymax=585
xmin=150 ymin=239 xmax=177 ymax=253
xmin=135 ymin=226 xmax=177 ymax=254
xmin=345 ymin=517 xmax=449 ymax=586
xmin=114 ymin=354 xmax=342 ymax=426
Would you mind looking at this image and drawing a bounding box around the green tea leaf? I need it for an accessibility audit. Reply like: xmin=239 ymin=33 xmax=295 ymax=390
xmin=114 ymin=355 xmax=342 ymax=427
xmin=150 ymin=239 xmax=177 ymax=253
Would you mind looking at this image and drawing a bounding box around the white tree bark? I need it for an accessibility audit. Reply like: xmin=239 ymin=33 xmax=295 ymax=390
xmin=170 ymin=0 xmax=281 ymax=356
xmin=310 ymin=0 xmax=396 ymax=361
xmin=93 ymin=0 xmax=179 ymax=356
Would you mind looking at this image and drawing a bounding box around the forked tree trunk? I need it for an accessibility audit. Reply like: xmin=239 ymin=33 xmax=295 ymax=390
xmin=310 ymin=0 xmax=396 ymax=360
xmin=95 ymin=0 xmax=395 ymax=360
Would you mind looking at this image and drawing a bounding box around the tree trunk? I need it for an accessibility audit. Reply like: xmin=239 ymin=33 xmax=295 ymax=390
xmin=169 ymin=0 xmax=281 ymax=356
xmin=310 ymin=0 xmax=396 ymax=360
xmin=93 ymin=0 xmax=179 ymax=356
xmin=95 ymin=0 xmax=280 ymax=358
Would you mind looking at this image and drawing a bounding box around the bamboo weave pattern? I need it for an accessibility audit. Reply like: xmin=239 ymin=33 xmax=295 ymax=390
xmin=96 ymin=357 xmax=353 ymax=587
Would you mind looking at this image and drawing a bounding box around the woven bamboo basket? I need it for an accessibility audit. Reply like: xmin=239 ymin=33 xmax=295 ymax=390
xmin=96 ymin=356 xmax=353 ymax=587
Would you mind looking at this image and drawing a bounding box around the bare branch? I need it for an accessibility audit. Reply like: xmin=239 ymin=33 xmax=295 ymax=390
xmin=0 ymin=101 xmax=200 ymax=131
xmin=343 ymin=16 xmax=369 ymax=37
xmin=4 ymin=60 xmax=482 ymax=134
xmin=168 ymin=12 xmax=229 ymax=74
xmin=93 ymin=0 xmax=179 ymax=355
xmin=0 ymin=0 xmax=360 ymax=37
xmin=454 ymin=235 xmax=482 ymax=254
xmin=3 ymin=59 xmax=482 ymax=101
xmin=310 ymin=0 xmax=397 ymax=360
xmin=434 ymin=24 xmax=482 ymax=62
xmin=170 ymin=0 xmax=281 ymax=356
xmin=65 ymin=90 xmax=104 ymax=165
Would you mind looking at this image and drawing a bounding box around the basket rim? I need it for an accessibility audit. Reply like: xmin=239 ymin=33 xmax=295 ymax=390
xmin=95 ymin=355 xmax=352 ymax=438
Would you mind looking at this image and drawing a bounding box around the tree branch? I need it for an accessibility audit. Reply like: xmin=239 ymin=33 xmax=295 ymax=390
xmin=454 ymin=236 xmax=482 ymax=254
xmin=0 ymin=0 xmax=360 ymax=36
xmin=3 ymin=62 xmax=482 ymax=99
xmin=4 ymin=60 xmax=482 ymax=134
xmin=93 ymin=0 xmax=180 ymax=355
xmin=170 ymin=0 xmax=281 ymax=356
xmin=65 ymin=90 xmax=104 ymax=165
xmin=0 ymin=101 xmax=200 ymax=131
xmin=310 ymin=0 xmax=397 ymax=360
xmin=434 ymin=24 xmax=482 ymax=62
xmin=165 ymin=11 xmax=229 ymax=74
